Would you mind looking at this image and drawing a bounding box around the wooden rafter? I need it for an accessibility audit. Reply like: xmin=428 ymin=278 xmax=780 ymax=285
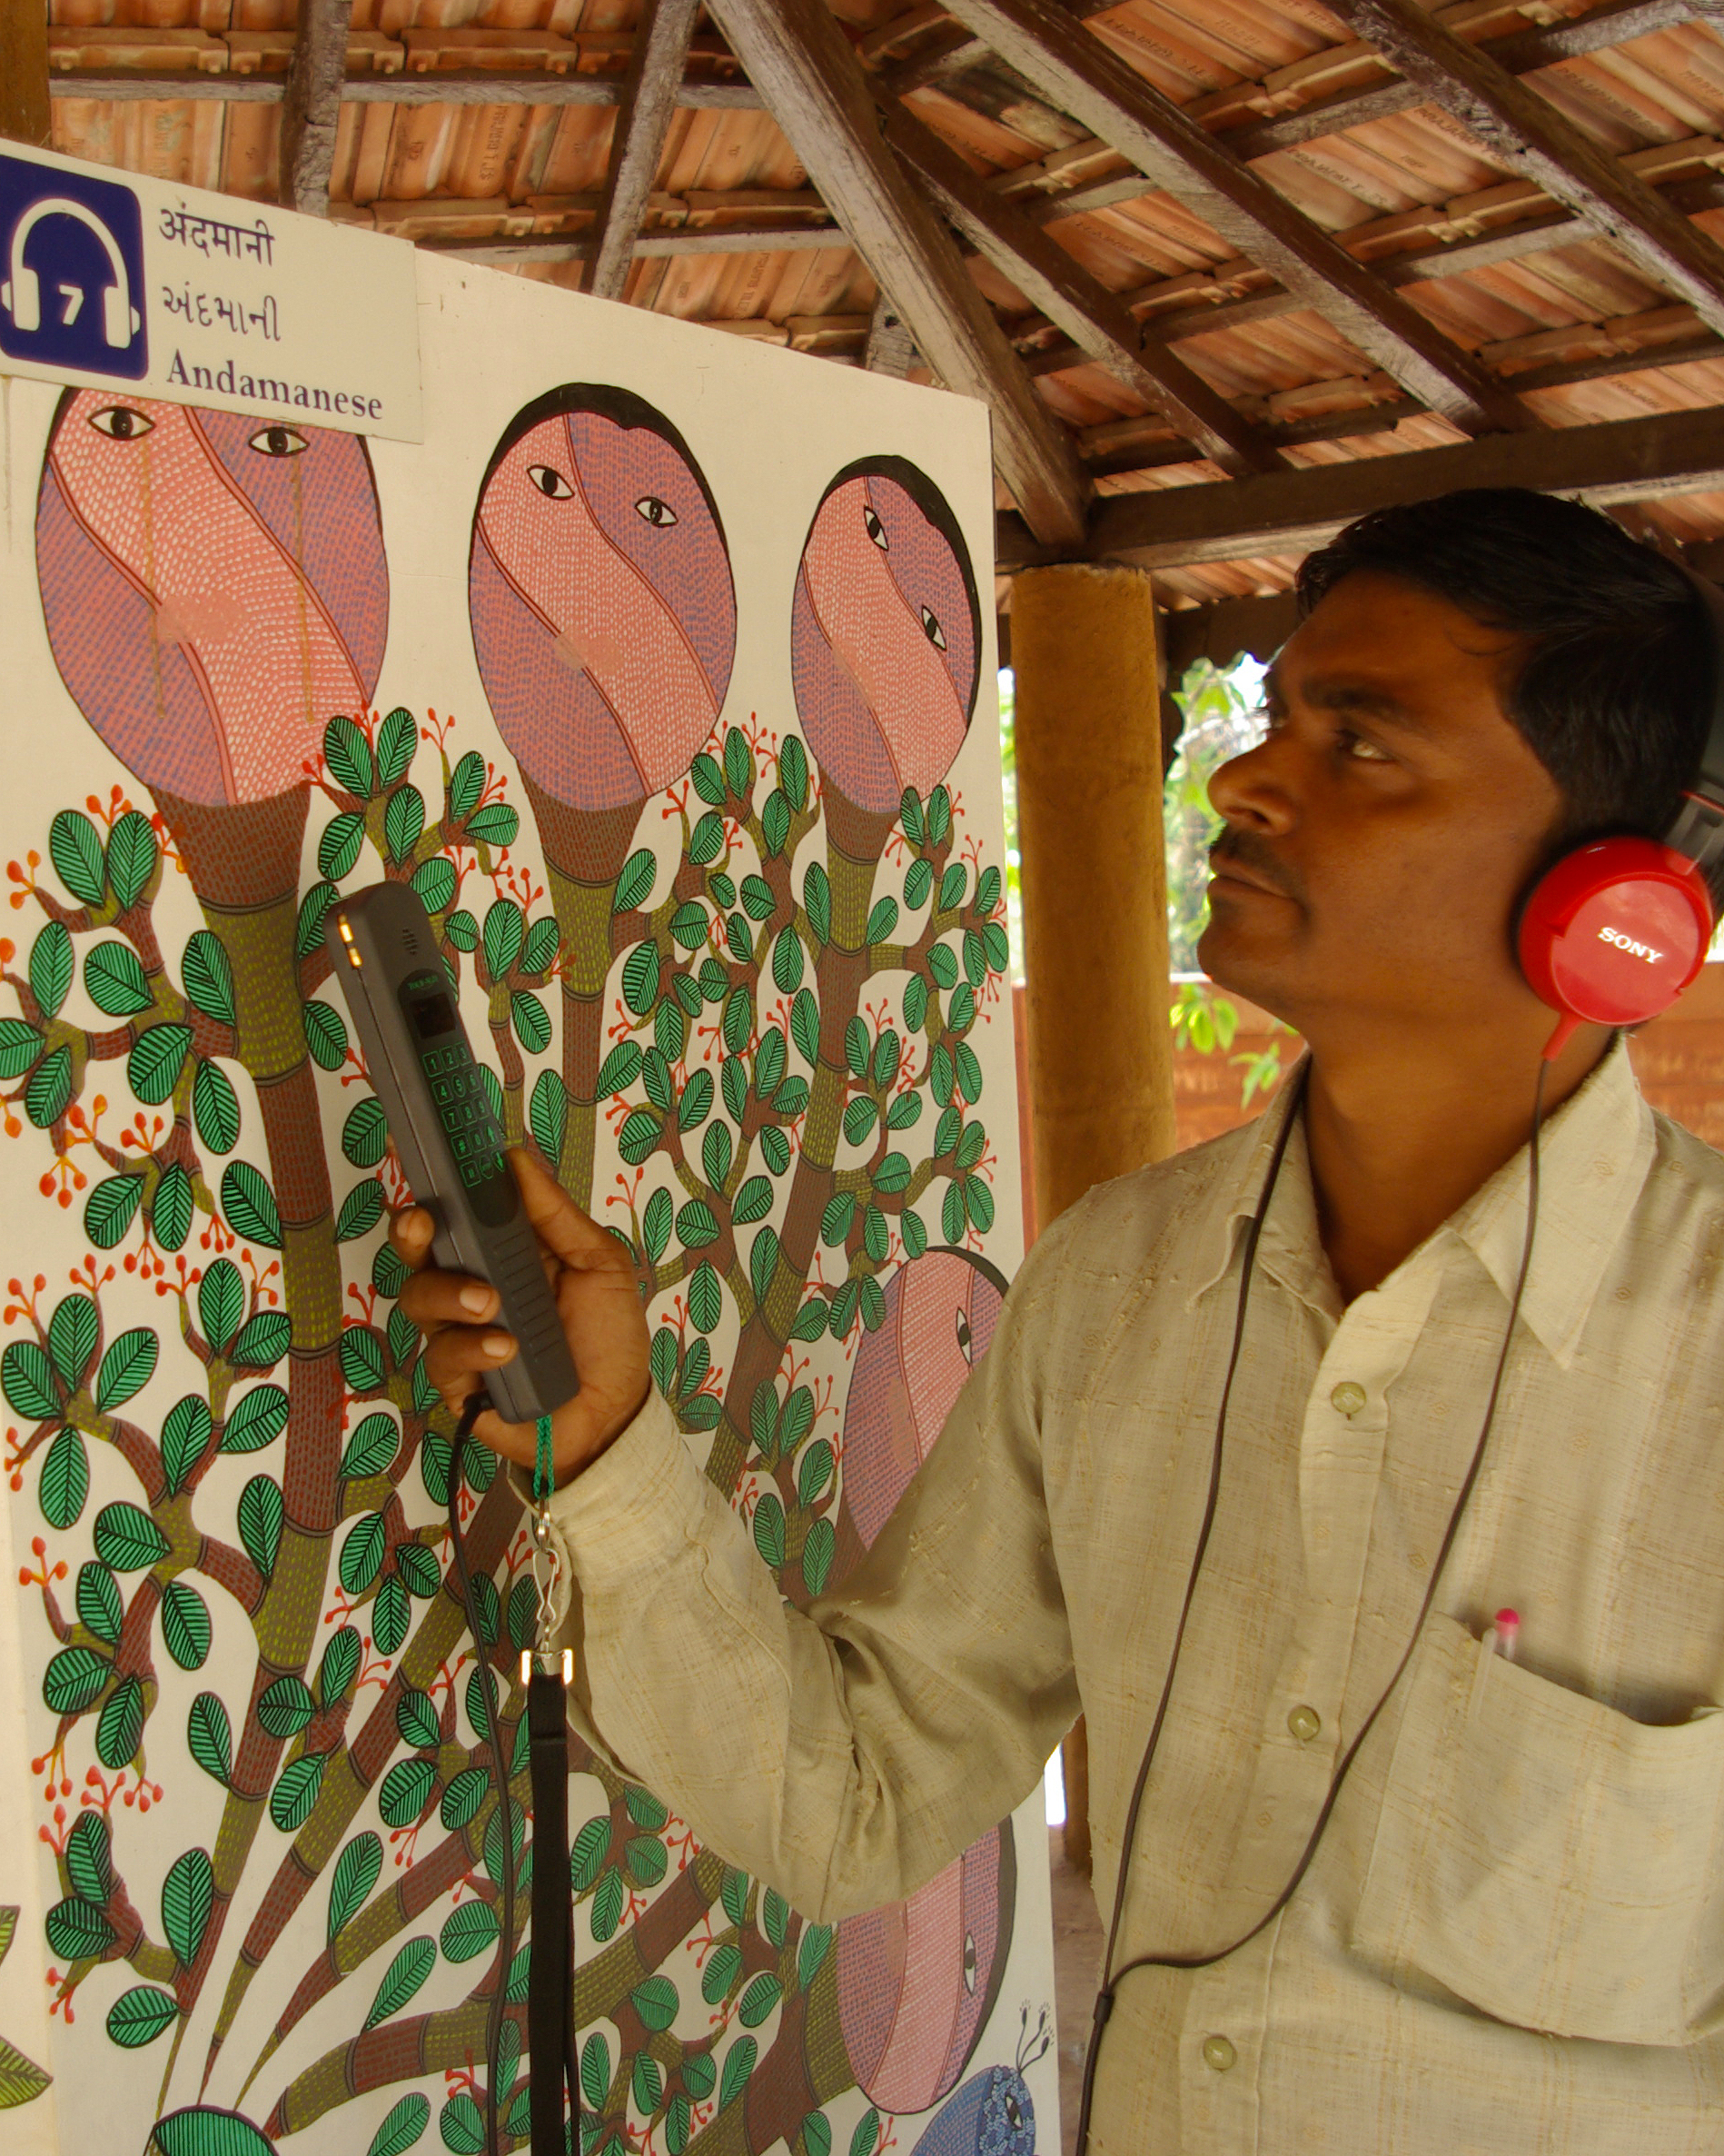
xmin=586 ymin=0 xmax=700 ymax=301
xmin=703 ymin=0 xmax=1092 ymax=548
xmin=932 ymin=0 xmax=1531 ymax=436
xmin=998 ymin=403 xmax=1724 ymax=571
xmin=864 ymin=293 xmax=918 ymax=376
xmin=2 ymin=0 xmax=51 ymax=146
xmin=1328 ymin=0 xmax=1724 ymax=340
xmin=880 ymin=101 xmax=1282 ymax=474
xmin=278 ymin=0 xmax=354 ymax=216
xmin=49 ymin=68 xmax=762 ymax=108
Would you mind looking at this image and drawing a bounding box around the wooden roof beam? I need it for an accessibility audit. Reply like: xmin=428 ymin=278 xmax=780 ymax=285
xmin=998 ymin=402 xmax=1724 ymax=571
xmin=936 ymin=0 xmax=1530 ymax=437
xmin=585 ymin=0 xmax=699 ymax=300
xmin=279 ymin=0 xmax=353 ymax=215
xmin=702 ymin=0 xmax=1092 ymax=550
xmin=880 ymin=101 xmax=1283 ymax=474
xmin=48 ymin=68 xmax=762 ymax=106
xmin=1329 ymin=0 xmax=1724 ymax=337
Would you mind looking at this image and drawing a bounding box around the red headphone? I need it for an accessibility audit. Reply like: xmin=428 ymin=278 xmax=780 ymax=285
xmin=1517 ymin=567 xmax=1724 ymax=1059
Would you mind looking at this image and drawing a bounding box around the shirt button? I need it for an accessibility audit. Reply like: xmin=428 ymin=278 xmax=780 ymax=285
xmin=1330 ymin=1381 xmax=1367 ymax=1416
xmin=1203 ymin=2035 xmax=1237 ymax=2072
xmin=1287 ymin=1704 xmax=1322 ymax=1743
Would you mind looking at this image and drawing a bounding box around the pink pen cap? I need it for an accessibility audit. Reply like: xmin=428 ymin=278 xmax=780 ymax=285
xmin=1493 ymin=1608 xmax=1520 ymax=1662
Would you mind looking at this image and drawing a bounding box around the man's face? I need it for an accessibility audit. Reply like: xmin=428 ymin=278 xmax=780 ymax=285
xmin=1198 ymin=569 xmax=1570 ymax=1037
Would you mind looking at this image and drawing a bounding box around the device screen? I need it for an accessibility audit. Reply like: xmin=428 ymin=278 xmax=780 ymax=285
xmin=397 ymin=969 xmax=517 ymax=1227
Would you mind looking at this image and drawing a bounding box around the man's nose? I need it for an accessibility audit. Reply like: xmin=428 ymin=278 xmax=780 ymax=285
xmin=1207 ymin=738 xmax=1295 ymax=834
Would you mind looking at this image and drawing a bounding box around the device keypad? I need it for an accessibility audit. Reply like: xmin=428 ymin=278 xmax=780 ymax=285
xmin=418 ymin=1043 xmax=506 ymax=1187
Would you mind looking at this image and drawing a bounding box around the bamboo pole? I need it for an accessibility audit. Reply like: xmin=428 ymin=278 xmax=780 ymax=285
xmin=1 ymin=0 xmax=50 ymax=145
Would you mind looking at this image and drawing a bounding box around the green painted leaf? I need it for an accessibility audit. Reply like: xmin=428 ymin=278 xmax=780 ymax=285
xmin=598 ymin=1040 xmax=643 ymax=1098
xmin=29 ymin=919 xmax=71 ymax=1021
xmin=180 ymin=930 xmax=235 ymax=1028
xmin=341 ymin=1412 xmax=398 ymax=1480
xmin=106 ymin=1985 xmax=178 ymax=2049
xmin=367 ymin=2093 xmax=431 ymax=2156
xmin=150 ymin=1164 xmax=193 ymax=1252
xmin=866 ymin=897 xmax=898 ymax=946
xmin=510 ymin=989 xmax=550 ymax=1056
xmin=411 ymin=856 xmax=456 ymax=919
xmin=903 ymin=973 xmax=929 ymax=1031
xmin=730 ymin=1175 xmax=772 ymax=1227
xmin=221 ymin=1162 xmax=282 ymax=1249
xmin=618 ymin=1109 xmax=661 ymax=1167
xmin=967 ymin=1177 xmax=996 ymax=1232
xmin=791 ymin=1297 xmax=828 ymax=1342
xmin=324 ymin=715 xmax=374 ymax=799
xmin=372 ymin=1576 xmax=410 ymax=1657
xmin=128 ymin=1024 xmax=191 ymax=1106
xmin=688 ymin=1262 xmax=723 ymax=1334
xmin=340 ymin=1512 xmax=387 ymax=1598
xmin=902 ymin=1207 xmax=928 ymax=1259
xmin=449 ymin=749 xmax=486 ymax=822
xmin=842 ymin=1097 xmax=877 ymax=1147
xmin=749 ymin=1227 xmax=779 ymax=1307
xmin=798 ymin=1920 xmax=834 ymax=1990
xmin=150 ymin=2104 xmax=279 ymax=2156
xmin=439 ymin=1767 xmax=487 ymax=1831
xmin=738 ymin=1972 xmax=781 ymax=2028
xmin=319 ymin=1626 xmax=361 ymax=1704
xmin=384 ymin=784 xmax=426 ymax=867
xmin=25 ymin=1044 xmax=71 ymax=1128
xmin=828 ymin=1281 xmax=860 ymax=1338
xmin=802 ymin=1516 xmax=836 ymax=1598
xmin=302 ymin=1000 xmax=348 ymax=1072
xmin=761 ymin=1886 xmax=788 ymax=1949
xmin=187 ymin=1694 xmax=232 ymax=1784
xmin=94 ymin=1674 xmax=144 ymax=1767
xmin=529 ymin=1069 xmax=566 ymax=1165
xmin=160 ymin=1580 xmax=212 ymax=1671
xmin=444 ymin=908 xmax=477 ymax=952
xmin=943 ymin=1179 xmax=967 ymax=1245
xmin=3 ymin=1339 xmax=57 ymax=1424
xmin=328 ymin=1833 xmax=383 ymax=1943
xmin=797 ymin=1437 xmax=834 ymax=1507
xmin=631 ymin=1973 xmax=679 ymax=2032
xmin=197 ymin=1261 xmax=244 ymax=1356
xmin=719 ymin=2034 xmax=757 ymax=2111
xmin=676 ymin=1199 xmax=718 ymax=1247
xmin=752 ymin=1491 xmax=785 ymax=1571
xmin=227 ymin=1308 xmax=291 ymax=1376
xmin=257 ymin=1674 xmax=315 ymax=1740
xmin=364 ymin=1935 xmax=435 ymax=2031
xmin=270 ymin=1752 xmax=326 ymax=1833
xmin=590 ymin=1865 xmax=624 ymax=1943
xmin=340 ymin=1326 xmax=386 ymax=1393
xmin=61 ymin=1815 xmax=110 ymax=1913
xmin=372 ymin=706 xmax=417 ymax=790
xmin=108 ymin=812 xmax=157 ymax=909
xmin=94 ymin=1327 xmax=157 ymax=1413
xmin=440 ymin=1900 xmax=498 ymax=1963
xmin=94 ymin=1500 xmax=168 ymax=1572
xmin=723 ymin=726 xmax=752 ymax=798
xmin=580 ymin=2032 xmax=611 ymax=2113
xmin=193 ymin=1060 xmax=241 ymax=1155
xmin=337 ymin=1101 xmax=390 ymax=1178
xmin=624 ymin=1833 xmax=667 ymax=1888
xmin=634 ymin=2052 xmax=664 ymax=2118
xmin=76 ymin=1560 xmax=123 ymax=1645
xmin=396 ymin=1542 xmax=441 ymax=1597
xmin=466 ymin=802 xmax=518 ymax=851
xmin=49 ymin=809 xmax=106 ymax=907
xmin=296 ymin=880 xmax=340 ymax=959
xmin=334 ymin=1180 xmax=385 ymax=1244
xmin=621 ymin=940 xmax=659 ymax=1017
xmin=440 ymin=2093 xmax=484 ymax=2156
xmin=802 ymin=2114 xmax=832 ymax=2156
xmin=481 ymin=899 xmax=524 ymax=981
xmin=238 ymin=1475 xmax=282 ymax=1581
xmin=37 ymin=1426 xmax=87 ymax=1531
xmin=160 ymin=1396 xmax=213 ymax=1496
xmin=0 ymin=1017 xmax=41 ymax=1078
xmin=46 ymin=1894 xmax=113 ymax=1962
xmin=84 ymin=940 xmax=152 ymax=1018
xmin=162 ymin=1846 xmax=213 ymax=1967
xmin=379 ymin=1756 xmax=436 ymax=1830
xmin=44 ymin=1644 xmax=109 ymax=1716
xmin=956 ymin=1041 xmax=984 ymax=1104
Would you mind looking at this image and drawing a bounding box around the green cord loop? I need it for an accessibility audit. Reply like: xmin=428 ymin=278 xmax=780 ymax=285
xmin=533 ymin=1413 xmax=554 ymax=1507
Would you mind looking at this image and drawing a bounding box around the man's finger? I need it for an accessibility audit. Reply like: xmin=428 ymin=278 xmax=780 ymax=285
xmin=389 ymin=1206 xmax=435 ymax=1268
xmin=422 ymin=1322 xmax=520 ymax=1405
xmin=399 ymin=1265 xmax=500 ymax=1331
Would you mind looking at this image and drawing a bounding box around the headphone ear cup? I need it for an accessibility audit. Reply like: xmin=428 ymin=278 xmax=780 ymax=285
xmin=1518 ymin=837 xmax=1714 ymax=1028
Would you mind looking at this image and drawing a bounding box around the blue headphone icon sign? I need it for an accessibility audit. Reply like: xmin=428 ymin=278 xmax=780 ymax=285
xmin=1 ymin=195 xmax=141 ymax=349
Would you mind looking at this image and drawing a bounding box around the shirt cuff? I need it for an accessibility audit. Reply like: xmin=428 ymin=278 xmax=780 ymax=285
xmin=540 ymin=1385 xmax=705 ymax=1588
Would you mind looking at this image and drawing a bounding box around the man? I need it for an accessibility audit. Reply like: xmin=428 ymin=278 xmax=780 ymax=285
xmin=396 ymin=488 xmax=1724 ymax=2152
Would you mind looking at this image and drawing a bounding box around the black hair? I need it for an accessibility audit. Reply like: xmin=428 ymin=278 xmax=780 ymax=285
xmin=1296 ymin=489 xmax=1714 ymax=854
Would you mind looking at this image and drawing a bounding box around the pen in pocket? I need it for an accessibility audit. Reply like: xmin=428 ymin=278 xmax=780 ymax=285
xmin=1469 ymin=1608 xmax=1520 ymax=1725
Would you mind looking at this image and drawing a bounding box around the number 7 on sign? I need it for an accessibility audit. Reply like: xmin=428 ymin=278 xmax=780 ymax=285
xmin=56 ymin=283 xmax=83 ymax=325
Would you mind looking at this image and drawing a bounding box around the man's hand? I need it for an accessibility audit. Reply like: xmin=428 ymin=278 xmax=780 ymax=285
xmin=392 ymin=1148 xmax=652 ymax=1486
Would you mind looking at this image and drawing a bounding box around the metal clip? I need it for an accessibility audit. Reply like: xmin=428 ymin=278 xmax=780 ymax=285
xmin=528 ymin=1497 xmax=567 ymax=1680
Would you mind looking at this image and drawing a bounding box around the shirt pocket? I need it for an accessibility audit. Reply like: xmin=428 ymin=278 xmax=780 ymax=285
xmin=1350 ymin=1613 xmax=1724 ymax=2046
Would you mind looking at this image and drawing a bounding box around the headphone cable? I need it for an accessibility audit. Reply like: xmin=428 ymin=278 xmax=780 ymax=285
xmin=1074 ymin=1057 xmax=1549 ymax=2155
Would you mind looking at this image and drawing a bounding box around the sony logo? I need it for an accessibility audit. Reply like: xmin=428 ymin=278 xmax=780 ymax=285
xmin=1598 ymin=925 xmax=1665 ymax=964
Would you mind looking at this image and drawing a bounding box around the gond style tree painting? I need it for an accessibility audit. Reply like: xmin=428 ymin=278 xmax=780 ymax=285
xmin=0 ymin=320 xmax=1046 ymax=2156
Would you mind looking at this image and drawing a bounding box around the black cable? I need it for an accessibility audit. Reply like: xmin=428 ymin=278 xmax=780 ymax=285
xmin=1074 ymin=1058 xmax=1550 ymax=2155
xmin=448 ymin=1392 xmax=510 ymax=2156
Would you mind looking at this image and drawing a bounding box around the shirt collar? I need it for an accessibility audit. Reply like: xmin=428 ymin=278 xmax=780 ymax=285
xmin=1186 ymin=1037 xmax=1654 ymax=1366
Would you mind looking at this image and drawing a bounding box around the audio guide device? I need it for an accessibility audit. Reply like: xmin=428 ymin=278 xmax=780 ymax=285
xmin=324 ymin=879 xmax=579 ymax=1426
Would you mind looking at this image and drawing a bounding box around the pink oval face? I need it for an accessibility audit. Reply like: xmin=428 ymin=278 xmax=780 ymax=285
xmin=36 ymin=393 xmax=387 ymax=806
xmin=470 ymin=393 xmax=736 ymax=812
xmin=837 ymin=1822 xmax=1015 ymax=2114
xmin=840 ymin=1249 xmax=1004 ymax=1557
xmin=791 ymin=466 xmax=977 ymax=816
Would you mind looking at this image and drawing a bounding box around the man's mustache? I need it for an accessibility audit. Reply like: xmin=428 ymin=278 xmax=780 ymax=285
xmin=1208 ymin=830 xmax=1303 ymax=902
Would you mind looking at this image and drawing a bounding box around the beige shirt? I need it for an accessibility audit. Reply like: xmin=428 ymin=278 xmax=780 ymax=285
xmin=545 ymin=1038 xmax=1724 ymax=2153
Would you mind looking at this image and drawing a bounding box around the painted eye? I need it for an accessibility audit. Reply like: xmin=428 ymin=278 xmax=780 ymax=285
xmin=921 ymin=605 xmax=946 ymax=651
xmin=635 ymin=495 xmax=678 ymax=527
xmin=956 ymin=1309 xmax=973 ymax=1363
xmin=529 ymin=464 xmax=573 ymax=500
xmin=1006 ymin=2095 xmax=1023 ymax=2129
xmin=963 ymin=1931 xmax=977 ymax=1993
xmin=249 ymin=424 xmax=308 ymax=457
xmin=88 ymin=406 xmax=153 ymax=441
xmin=863 ymin=504 xmax=887 ymax=550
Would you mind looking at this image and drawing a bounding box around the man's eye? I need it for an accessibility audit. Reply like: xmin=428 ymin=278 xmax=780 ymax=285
xmin=635 ymin=495 xmax=678 ymax=527
xmin=249 ymin=424 xmax=308 ymax=457
xmin=863 ymin=504 xmax=888 ymax=550
xmin=1341 ymin=730 xmax=1392 ymax=762
xmin=921 ymin=605 xmax=946 ymax=651
xmin=529 ymin=464 xmax=573 ymax=500
xmin=89 ymin=406 xmax=153 ymax=441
